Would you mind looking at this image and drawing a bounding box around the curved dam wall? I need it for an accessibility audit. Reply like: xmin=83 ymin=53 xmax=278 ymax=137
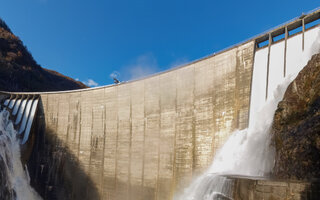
xmin=1 ymin=9 xmax=320 ymax=200
xmin=35 ymin=41 xmax=254 ymax=200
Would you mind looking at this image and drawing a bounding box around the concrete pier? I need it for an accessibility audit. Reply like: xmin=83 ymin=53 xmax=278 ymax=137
xmin=1 ymin=8 xmax=320 ymax=200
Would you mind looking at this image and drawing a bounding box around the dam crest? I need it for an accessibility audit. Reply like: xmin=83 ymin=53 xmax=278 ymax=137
xmin=1 ymin=8 xmax=320 ymax=200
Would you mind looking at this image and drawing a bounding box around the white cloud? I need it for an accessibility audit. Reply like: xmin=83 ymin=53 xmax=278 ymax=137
xmin=110 ymin=53 xmax=189 ymax=83
xmin=121 ymin=53 xmax=159 ymax=81
xmin=83 ymin=79 xmax=99 ymax=87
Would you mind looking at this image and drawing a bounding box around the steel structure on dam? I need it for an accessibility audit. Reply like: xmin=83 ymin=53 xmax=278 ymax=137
xmin=1 ymin=9 xmax=320 ymax=200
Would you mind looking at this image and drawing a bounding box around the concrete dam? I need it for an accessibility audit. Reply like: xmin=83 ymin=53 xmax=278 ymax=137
xmin=1 ymin=9 xmax=320 ymax=200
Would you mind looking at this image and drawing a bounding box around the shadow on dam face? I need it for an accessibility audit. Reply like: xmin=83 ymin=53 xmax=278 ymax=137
xmin=26 ymin=99 xmax=100 ymax=200
xmin=3 ymin=9 xmax=320 ymax=200
xmin=27 ymin=99 xmax=157 ymax=200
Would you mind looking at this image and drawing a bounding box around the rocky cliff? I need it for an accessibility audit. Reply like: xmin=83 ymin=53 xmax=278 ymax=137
xmin=0 ymin=18 xmax=87 ymax=92
xmin=272 ymin=53 xmax=320 ymax=180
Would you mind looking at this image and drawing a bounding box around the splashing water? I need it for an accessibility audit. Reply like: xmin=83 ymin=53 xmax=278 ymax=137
xmin=175 ymin=76 xmax=292 ymax=200
xmin=176 ymin=28 xmax=320 ymax=200
xmin=0 ymin=107 xmax=41 ymax=200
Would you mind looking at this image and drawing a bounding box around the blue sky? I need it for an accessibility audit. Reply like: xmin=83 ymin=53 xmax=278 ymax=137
xmin=0 ymin=0 xmax=319 ymax=87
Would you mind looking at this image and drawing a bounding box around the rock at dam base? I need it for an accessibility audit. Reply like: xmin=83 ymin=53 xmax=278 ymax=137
xmin=272 ymin=53 xmax=320 ymax=180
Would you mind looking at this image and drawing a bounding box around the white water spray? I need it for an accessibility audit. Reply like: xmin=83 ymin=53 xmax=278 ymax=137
xmin=176 ymin=75 xmax=292 ymax=200
xmin=0 ymin=108 xmax=41 ymax=200
xmin=176 ymin=28 xmax=320 ymax=200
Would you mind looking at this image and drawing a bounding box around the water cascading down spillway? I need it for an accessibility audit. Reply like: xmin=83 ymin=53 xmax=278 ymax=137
xmin=1 ymin=95 xmax=39 ymax=145
xmin=176 ymin=25 xmax=320 ymax=200
xmin=0 ymin=94 xmax=41 ymax=200
xmin=1 ymin=9 xmax=320 ymax=200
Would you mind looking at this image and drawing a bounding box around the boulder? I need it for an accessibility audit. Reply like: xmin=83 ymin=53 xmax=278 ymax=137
xmin=272 ymin=53 xmax=320 ymax=180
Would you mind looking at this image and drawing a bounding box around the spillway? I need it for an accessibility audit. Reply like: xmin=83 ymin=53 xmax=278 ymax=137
xmin=0 ymin=8 xmax=320 ymax=200
xmin=175 ymin=27 xmax=320 ymax=199
xmin=0 ymin=107 xmax=41 ymax=200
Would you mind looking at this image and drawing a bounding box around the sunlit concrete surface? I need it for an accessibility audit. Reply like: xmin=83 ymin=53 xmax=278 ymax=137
xmin=1 ymin=8 xmax=320 ymax=200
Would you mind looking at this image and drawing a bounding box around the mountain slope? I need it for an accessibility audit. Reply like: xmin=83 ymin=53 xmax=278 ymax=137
xmin=0 ymin=18 xmax=87 ymax=92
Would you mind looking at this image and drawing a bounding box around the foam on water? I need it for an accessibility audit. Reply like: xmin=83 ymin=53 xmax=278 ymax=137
xmin=176 ymin=27 xmax=320 ymax=200
xmin=0 ymin=108 xmax=41 ymax=200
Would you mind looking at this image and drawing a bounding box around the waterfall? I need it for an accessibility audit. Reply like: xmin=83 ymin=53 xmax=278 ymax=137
xmin=0 ymin=107 xmax=41 ymax=200
xmin=175 ymin=77 xmax=291 ymax=200
xmin=176 ymin=28 xmax=320 ymax=200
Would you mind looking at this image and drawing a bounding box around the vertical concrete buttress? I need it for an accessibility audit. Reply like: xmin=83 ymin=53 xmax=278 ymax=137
xmin=2 ymin=11 xmax=319 ymax=200
xmin=21 ymin=40 xmax=254 ymax=200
